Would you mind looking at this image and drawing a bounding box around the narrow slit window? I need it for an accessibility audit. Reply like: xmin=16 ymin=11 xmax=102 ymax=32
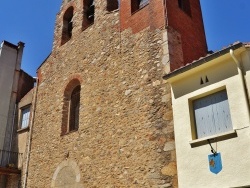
xmin=69 ymin=85 xmax=80 ymax=131
xmin=86 ymin=0 xmax=95 ymax=21
xmin=61 ymin=7 xmax=74 ymax=45
xmin=82 ymin=0 xmax=95 ymax=30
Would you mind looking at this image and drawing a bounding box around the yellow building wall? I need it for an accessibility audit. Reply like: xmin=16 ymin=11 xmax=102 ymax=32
xmin=170 ymin=49 xmax=250 ymax=188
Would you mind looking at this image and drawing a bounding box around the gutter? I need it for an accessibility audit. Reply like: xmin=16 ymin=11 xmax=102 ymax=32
xmin=229 ymin=49 xmax=250 ymax=123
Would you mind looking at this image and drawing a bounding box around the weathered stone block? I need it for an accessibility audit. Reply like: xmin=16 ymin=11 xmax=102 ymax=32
xmin=161 ymin=162 xmax=177 ymax=176
xmin=163 ymin=141 xmax=175 ymax=152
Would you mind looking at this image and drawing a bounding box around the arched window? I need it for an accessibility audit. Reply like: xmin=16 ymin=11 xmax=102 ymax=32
xmin=62 ymin=79 xmax=81 ymax=135
xmin=69 ymin=85 xmax=80 ymax=131
xmin=107 ymin=0 xmax=119 ymax=12
xmin=82 ymin=0 xmax=95 ymax=30
xmin=61 ymin=6 xmax=74 ymax=45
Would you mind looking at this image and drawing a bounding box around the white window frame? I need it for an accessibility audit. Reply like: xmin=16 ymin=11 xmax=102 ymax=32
xmin=20 ymin=106 xmax=31 ymax=129
xmin=190 ymin=89 xmax=233 ymax=140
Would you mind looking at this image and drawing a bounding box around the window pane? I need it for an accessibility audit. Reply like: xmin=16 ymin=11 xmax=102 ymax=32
xmin=21 ymin=107 xmax=30 ymax=129
xmin=193 ymin=95 xmax=215 ymax=138
xmin=212 ymin=91 xmax=233 ymax=134
xmin=139 ymin=0 xmax=149 ymax=8
xmin=193 ymin=90 xmax=232 ymax=138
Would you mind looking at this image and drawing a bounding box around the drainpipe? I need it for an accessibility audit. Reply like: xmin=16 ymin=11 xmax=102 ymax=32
xmin=23 ymin=77 xmax=38 ymax=188
xmin=230 ymin=49 xmax=250 ymax=121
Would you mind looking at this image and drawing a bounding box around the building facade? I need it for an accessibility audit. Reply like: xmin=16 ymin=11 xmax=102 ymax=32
xmin=26 ymin=0 xmax=207 ymax=187
xmin=0 ymin=41 xmax=34 ymax=187
xmin=164 ymin=42 xmax=250 ymax=187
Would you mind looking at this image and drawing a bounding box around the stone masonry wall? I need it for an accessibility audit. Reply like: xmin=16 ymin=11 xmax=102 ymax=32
xmin=166 ymin=0 xmax=207 ymax=70
xmin=27 ymin=0 xmax=177 ymax=187
xmin=6 ymin=175 xmax=20 ymax=188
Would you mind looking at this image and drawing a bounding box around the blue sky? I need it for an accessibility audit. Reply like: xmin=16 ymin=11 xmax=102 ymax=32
xmin=200 ymin=0 xmax=250 ymax=50
xmin=0 ymin=0 xmax=249 ymax=77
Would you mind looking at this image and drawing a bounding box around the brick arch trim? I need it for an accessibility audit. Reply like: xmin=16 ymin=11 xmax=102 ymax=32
xmin=63 ymin=74 xmax=83 ymax=98
xmin=64 ymin=79 xmax=81 ymax=99
xmin=51 ymin=159 xmax=82 ymax=187
xmin=61 ymin=2 xmax=77 ymax=18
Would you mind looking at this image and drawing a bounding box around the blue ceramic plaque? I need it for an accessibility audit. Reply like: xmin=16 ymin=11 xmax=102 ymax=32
xmin=208 ymin=152 xmax=222 ymax=174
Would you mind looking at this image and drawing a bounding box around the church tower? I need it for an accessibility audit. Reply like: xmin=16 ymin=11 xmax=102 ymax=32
xmin=27 ymin=0 xmax=207 ymax=187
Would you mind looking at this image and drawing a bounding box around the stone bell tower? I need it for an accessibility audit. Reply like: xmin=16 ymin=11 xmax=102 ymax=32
xmin=28 ymin=0 xmax=207 ymax=187
xmin=51 ymin=0 xmax=207 ymax=72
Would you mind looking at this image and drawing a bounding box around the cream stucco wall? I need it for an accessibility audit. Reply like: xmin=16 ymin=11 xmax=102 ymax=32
xmin=17 ymin=89 xmax=33 ymax=153
xmin=17 ymin=89 xmax=33 ymax=170
xmin=169 ymin=48 xmax=250 ymax=188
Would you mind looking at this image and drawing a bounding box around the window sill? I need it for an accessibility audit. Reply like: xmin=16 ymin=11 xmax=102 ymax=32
xmin=17 ymin=127 xmax=30 ymax=133
xmin=189 ymin=130 xmax=237 ymax=148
